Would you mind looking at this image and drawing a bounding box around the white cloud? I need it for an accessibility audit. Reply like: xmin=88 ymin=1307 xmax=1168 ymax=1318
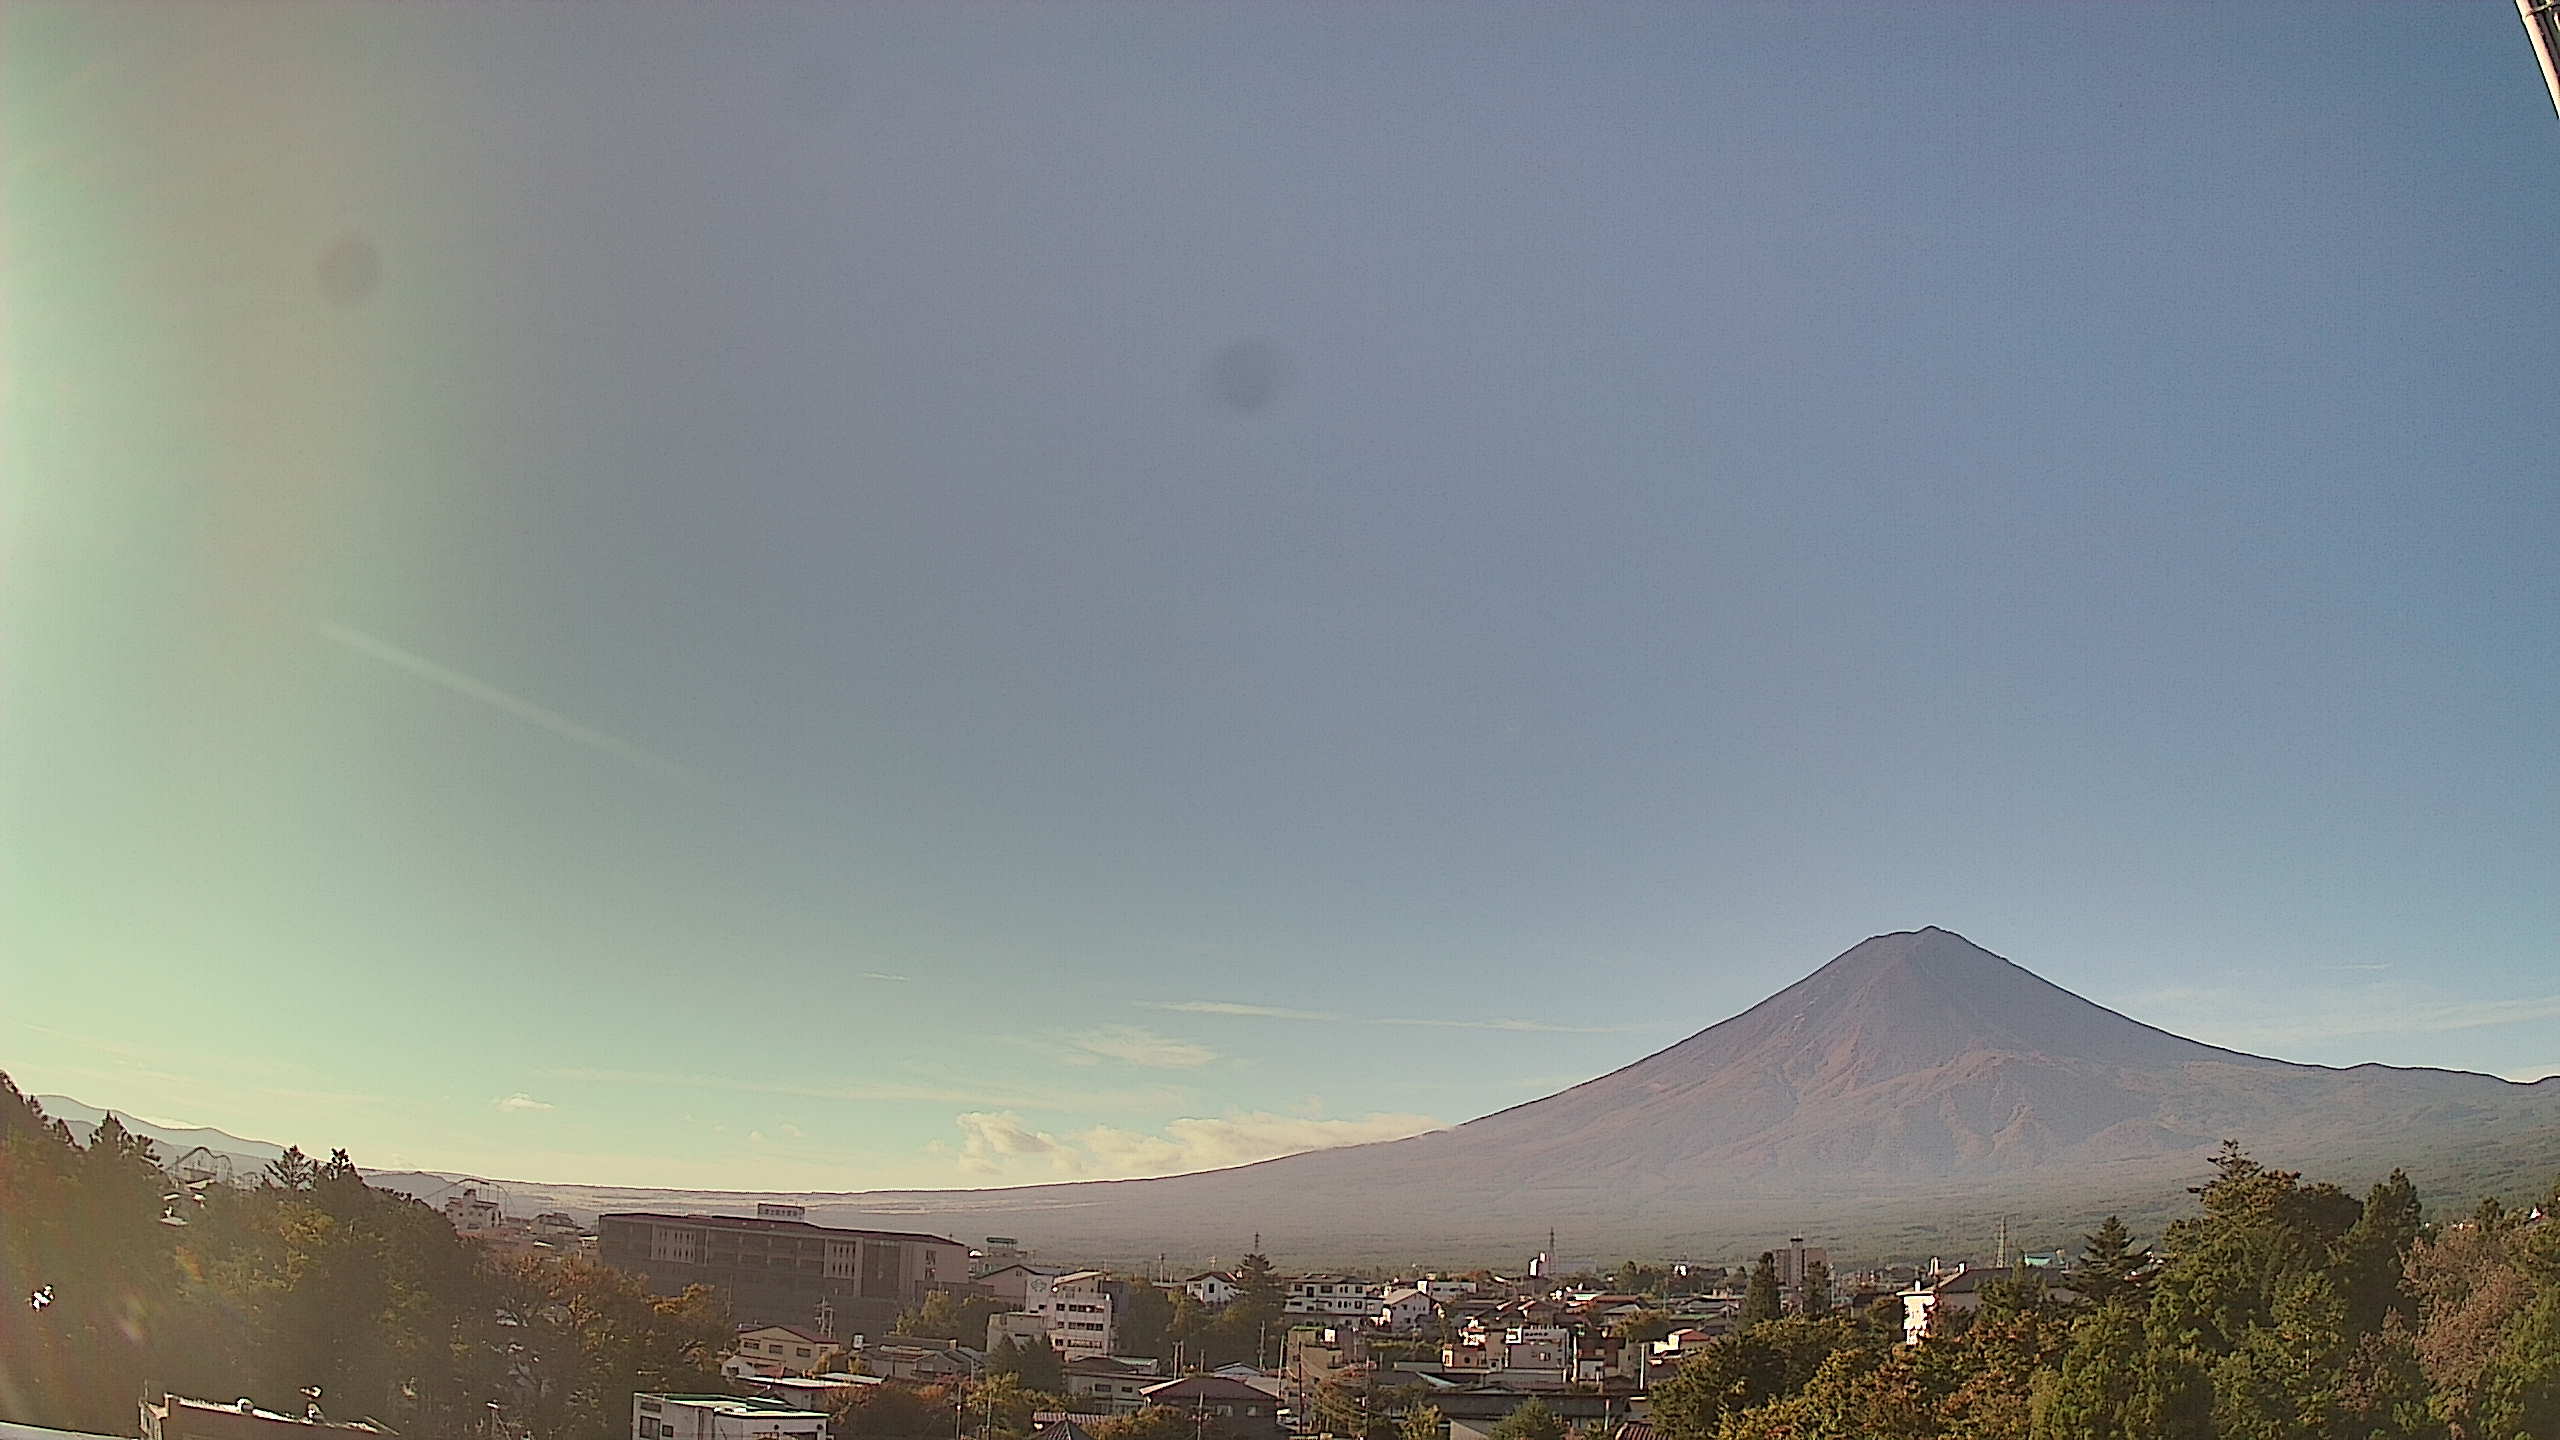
xmin=1149 ymin=1000 xmax=1332 ymax=1020
xmin=945 ymin=1111 xmax=1078 ymax=1177
xmin=861 ymin=972 xmax=913 ymax=983
xmin=1070 ymin=1025 xmax=1219 ymax=1069
xmin=1143 ymin=999 xmax=1647 ymax=1034
xmin=494 ymin=1093 xmax=554 ymax=1113
xmin=937 ymin=1108 xmax=1440 ymax=1181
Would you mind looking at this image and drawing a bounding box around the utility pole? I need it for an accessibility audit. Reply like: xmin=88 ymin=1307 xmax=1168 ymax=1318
xmin=2523 ymin=0 xmax=2560 ymax=117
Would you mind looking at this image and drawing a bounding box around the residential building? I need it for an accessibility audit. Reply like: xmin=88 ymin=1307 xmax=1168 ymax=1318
xmin=861 ymin=1342 xmax=985 ymax=1384
xmin=1373 ymin=1287 xmax=1436 ymax=1332
xmin=141 ymin=1398 xmax=390 ymax=1440
xmin=723 ymin=1323 xmax=847 ymax=1379
xmin=1062 ymin=1356 xmax=1162 ymax=1414
xmin=1181 ymin=1271 xmax=1239 ymax=1307
xmin=1410 ymin=1277 xmax=1476 ymax=1303
xmin=598 ymin=1211 xmax=970 ymax=1335
xmin=1284 ymin=1276 xmax=1380 ymax=1317
xmin=1899 ymin=1268 xmax=1984 ymax=1345
xmin=1032 ymin=1271 xmax=1116 ymax=1360
xmin=631 ymin=1394 xmax=827 ymax=1440
xmin=1136 ymin=1377 xmax=1285 ymax=1440
xmin=442 ymin=1186 xmax=501 ymax=1236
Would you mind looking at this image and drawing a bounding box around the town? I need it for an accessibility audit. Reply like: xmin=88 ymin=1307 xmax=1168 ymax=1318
xmin=165 ymin=1187 xmax=2066 ymax=1440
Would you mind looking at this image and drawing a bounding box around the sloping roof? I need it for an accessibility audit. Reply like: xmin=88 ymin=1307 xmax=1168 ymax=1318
xmin=741 ymin=1323 xmax=835 ymax=1343
xmin=1033 ymin=1424 xmax=1097 ymax=1440
xmin=1064 ymin=1355 xmax=1159 ymax=1376
xmin=1141 ymin=1376 xmax=1275 ymax=1402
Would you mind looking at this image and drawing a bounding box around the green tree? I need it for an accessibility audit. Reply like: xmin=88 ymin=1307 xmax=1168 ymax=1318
xmin=1236 ymin=1252 xmax=1285 ymax=1311
xmin=1118 ymin=1279 xmax=1176 ymax=1360
xmin=2333 ymin=1170 xmax=2425 ymax=1334
xmin=989 ymin=1334 xmax=1066 ymax=1392
xmin=1614 ymin=1308 xmax=1677 ymax=1344
xmin=1741 ymin=1252 xmax=1784 ymax=1327
xmin=834 ymin=1381 xmax=957 ymax=1440
xmin=2474 ymin=1288 xmax=2560 ymax=1440
xmin=1095 ymin=1409 xmax=1217 ymax=1440
xmin=1487 ymin=1398 xmax=1566 ymax=1440
xmin=2068 ymin=1216 xmax=2152 ymax=1308
xmin=1799 ymin=1259 xmax=1833 ymax=1320
xmin=1649 ymin=1318 xmax=1861 ymax=1440
xmin=2035 ymin=1300 xmax=2147 ymax=1440
xmin=1399 ymin=1404 xmax=1447 ymax=1440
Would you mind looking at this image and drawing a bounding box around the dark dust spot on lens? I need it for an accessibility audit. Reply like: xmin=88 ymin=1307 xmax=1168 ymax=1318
xmin=1204 ymin=338 xmax=1288 ymax=413
xmin=316 ymin=233 xmax=381 ymax=307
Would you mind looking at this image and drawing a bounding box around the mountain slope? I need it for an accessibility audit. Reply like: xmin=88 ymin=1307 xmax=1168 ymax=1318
xmin=367 ymin=928 xmax=2560 ymax=1262
xmin=33 ymin=1094 xmax=287 ymax=1175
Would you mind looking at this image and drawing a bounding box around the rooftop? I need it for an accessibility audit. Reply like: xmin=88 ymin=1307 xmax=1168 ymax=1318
xmin=603 ymin=1211 xmax=961 ymax=1246
xmin=645 ymin=1395 xmax=830 ymax=1419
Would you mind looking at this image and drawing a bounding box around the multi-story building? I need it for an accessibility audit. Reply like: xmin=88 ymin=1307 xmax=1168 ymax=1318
xmin=442 ymin=1186 xmax=501 ymax=1235
xmin=631 ymin=1394 xmax=827 ymax=1440
xmin=599 ymin=1211 xmax=970 ymax=1335
xmin=1283 ymin=1276 xmax=1381 ymax=1317
xmin=1032 ymin=1270 xmax=1117 ymax=1360
xmin=1769 ymin=1238 xmax=1831 ymax=1313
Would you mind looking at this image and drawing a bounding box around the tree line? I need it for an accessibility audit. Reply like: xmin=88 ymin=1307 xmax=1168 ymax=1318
xmin=1647 ymin=1143 xmax=2559 ymax=1439
xmin=0 ymin=1073 xmax=728 ymax=1438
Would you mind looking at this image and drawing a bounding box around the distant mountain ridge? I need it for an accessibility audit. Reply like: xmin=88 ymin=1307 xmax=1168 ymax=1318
xmin=58 ymin=930 xmax=2560 ymax=1262
xmin=33 ymin=1094 xmax=287 ymax=1175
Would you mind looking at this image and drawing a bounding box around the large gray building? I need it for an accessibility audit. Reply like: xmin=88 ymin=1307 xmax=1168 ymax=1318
xmin=598 ymin=1209 xmax=975 ymax=1333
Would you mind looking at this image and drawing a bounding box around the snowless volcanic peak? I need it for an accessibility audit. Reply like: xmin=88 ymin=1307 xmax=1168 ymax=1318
xmin=361 ymin=927 xmax=2560 ymax=1263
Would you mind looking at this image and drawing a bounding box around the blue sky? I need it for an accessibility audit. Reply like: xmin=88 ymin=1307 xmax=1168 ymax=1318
xmin=4 ymin=2 xmax=2555 ymax=1190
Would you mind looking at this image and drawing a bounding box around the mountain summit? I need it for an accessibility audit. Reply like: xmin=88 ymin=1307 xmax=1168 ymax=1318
xmin=372 ymin=928 xmax=2558 ymax=1260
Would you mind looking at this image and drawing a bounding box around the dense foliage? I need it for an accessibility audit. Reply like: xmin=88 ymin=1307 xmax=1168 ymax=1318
xmin=0 ymin=1073 xmax=727 ymax=1438
xmin=1651 ymin=1143 xmax=2560 ymax=1440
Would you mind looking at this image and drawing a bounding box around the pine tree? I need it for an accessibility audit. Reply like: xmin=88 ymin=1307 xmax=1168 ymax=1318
xmin=2331 ymin=1169 xmax=2424 ymax=1333
xmin=2067 ymin=1216 xmax=2151 ymax=1308
xmin=1741 ymin=1252 xmax=1783 ymax=1326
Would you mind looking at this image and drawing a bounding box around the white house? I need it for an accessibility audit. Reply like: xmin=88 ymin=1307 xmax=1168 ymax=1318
xmin=632 ymin=1394 xmax=827 ymax=1440
xmin=1900 ymin=1268 xmax=1984 ymax=1345
xmin=1183 ymin=1272 xmax=1240 ymax=1307
xmin=1373 ymin=1287 xmax=1436 ymax=1332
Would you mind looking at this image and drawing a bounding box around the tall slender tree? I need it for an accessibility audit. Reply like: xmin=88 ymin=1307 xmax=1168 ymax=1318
xmin=1741 ymin=1252 xmax=1784 ymax=1326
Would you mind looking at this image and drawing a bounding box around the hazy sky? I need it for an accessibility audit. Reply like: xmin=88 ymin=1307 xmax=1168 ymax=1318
xmin=4 ymin=3 xmax=2554 ymax=1191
